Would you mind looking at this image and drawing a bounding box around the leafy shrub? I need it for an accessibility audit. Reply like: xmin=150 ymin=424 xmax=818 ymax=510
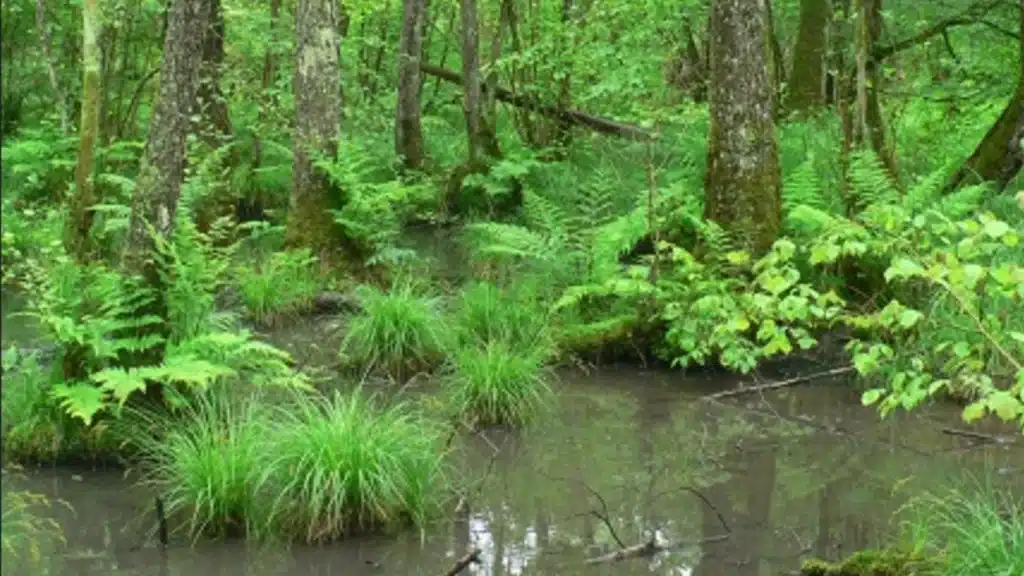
xmin=444 ymin=340 xmax=554 ymax=426
xmin=262 ymin=389 xmax=447 ymax=542
xmin=131 ymin=390 xmax=271 ymax=540
xmin=340 ymin=280 xmax=449 ymax=380
xmin=235 ymin=248 xmax=321 ymax=325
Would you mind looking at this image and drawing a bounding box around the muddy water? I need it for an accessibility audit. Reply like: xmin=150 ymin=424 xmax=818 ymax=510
xmin=5 ymin=363 xmax=1023 ymax=576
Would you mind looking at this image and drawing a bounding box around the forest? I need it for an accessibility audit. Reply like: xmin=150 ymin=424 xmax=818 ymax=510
xmin=1 ymin=0 xmax=1022 ymax=574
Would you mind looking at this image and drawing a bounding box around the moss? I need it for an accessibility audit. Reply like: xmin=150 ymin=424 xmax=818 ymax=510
xmin=801 ymin=550 xmax=939 ymax=576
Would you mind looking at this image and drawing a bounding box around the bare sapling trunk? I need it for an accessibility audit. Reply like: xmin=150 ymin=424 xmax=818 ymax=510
xmin=65 ymin=0 xmax=102 ymax=263
xmin=286 ymin=0 xmax=345 ymax=264
xmin=396 ymin=0 xmax=427 ymax=170
xmin=36 ymin=0 xmax=71 ymax=134
xmin=703 ymin=0 xmax=783 ymax=255
xmin=122 ymin=0 xmax=211 ymax=370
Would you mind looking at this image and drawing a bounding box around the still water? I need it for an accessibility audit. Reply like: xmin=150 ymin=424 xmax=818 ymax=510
xmin=4 ymin=363 xmax=1021 ymax=576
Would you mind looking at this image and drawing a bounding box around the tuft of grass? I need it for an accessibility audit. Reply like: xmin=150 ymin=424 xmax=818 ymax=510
xmin=902 ymin=483 xmax=1024 ymax=576
xmin=340 ymin=280 xmax=448 ymax=381
xmin=1 ymin=349 xmax=115 ymax=465
xmin=262 ymin=389 xmax=447 ymax=543
xmin=1 ymin=467 xmax=68 ymax=575
xmin=444 ymin=340 xmax=554 ymax=427
xmin=452 ymin=281 xmax=554 ymax=355
xmin=235 ymin=249 xmax=321 ymax=325
xmin=129 ymin=390 xmax=271 ymax=541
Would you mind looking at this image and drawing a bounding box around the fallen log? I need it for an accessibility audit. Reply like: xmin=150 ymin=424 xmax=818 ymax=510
xmin=420 ymin=63 xmax=656 ymax=141
xmin=442 ymin=548 xmax=481 ymax=576
xmin=584 ymin=534 xmax=730 ymax=565
xmin=312 ymin=291 xmax=361 ymax=314
xmin=702 ymin=366 xmax=855 ymax=401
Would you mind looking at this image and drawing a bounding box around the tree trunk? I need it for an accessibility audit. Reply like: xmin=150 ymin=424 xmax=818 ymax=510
xmin=846 ymin=0 xmax=898 ymax=182
xmin=35 ymin=0 xmax=70 ymax=135
xmin=193 ymin=0 xmax=236 ymax=231
xmin=122 ymin=0 xmax=211 ymax=367
xmin=944 ymin=2 xmax=1023 ymax=193
xmin=396 ymin=0 xmax=427 ymax=170
xmin=703 ymin=0 xmax=782 ymax=256
xmin=669 ymin=16 xmax=707 ymax=103
xmin=65 ymin=0 xmax=102 ymax=263
xmin=765 ymin=0 xmax=785 ymax=115
xmin=245 ymin=0 xmax=281 ymax=223
xmin=286 ymin=0 xmax=344 ymax=263
xmin=460 ymin=0 xmax=486 ymax=164
xmin=787 ymin=0 xmax=831 ymax=114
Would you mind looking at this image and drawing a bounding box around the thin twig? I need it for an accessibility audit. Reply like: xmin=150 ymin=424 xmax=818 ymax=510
xmin=541 ymin=471 xmax=626 ymax=549
xmin=646 ymin=485 xmax=731 ymax=534
xmin=442 ymin=548 xmax=481 ymax=576
xmin=702 ymin=366 xmax=855 ymax=401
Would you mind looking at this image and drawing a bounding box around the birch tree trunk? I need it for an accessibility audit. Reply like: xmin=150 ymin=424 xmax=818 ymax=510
xmin=65 ymin=0 xmax=102 ymax=263
xmin=703 ymin=0 xmax=782 ymax=255
xmin=286 ymin=0 xmax=344 ymax=263
xmin=396 ymin=0 xmax=427 ymax=170
xmin=122 ymin=0 xmax=211 ymax=366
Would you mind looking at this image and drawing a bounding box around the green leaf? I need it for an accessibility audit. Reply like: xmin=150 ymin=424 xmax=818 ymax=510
xmin=982 ymin=220 xmax=1010 ymax=239
xmin=898 ymin=309 xmax=923 ymax=329
xmin=861 ymin=388 xmax=885 ymax=406
xmin=91 ymin=368 xmax=148 ymax=407
xmin=962 ymin=402 xmax=986 ymax=423
xmin=885 ymin=258 xmax=924 ymax=281
xmin=987 ymin=391 xmax=1023 ymax=422
xmin=51 ymin=383 xmax=107 ymax=426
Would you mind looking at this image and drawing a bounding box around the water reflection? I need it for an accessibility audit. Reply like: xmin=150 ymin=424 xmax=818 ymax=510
xmin=4 ymin=367 xmax=1022 ymax=576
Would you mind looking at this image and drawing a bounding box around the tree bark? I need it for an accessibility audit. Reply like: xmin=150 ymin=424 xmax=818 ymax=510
xmin=244 ymin=0 xmax=281 ymax=223
xmin=65 ymin=0 xmax=102 ymax=263
xmin=35 ymin=0 xmax=70 ymax=135
xmin=122 ymin=0 xmax=211 ymax=366
xmin=195 ymin=0 xmax=231 ymax=150
xmin=703 ymin=0 xmax=782 ymax=256
xmin=460 ymin=0 xmax=486 ymax=164
xmin=846 ymin=0 xmax=898 ymax=182
xmin=787 ymin=0 xmax=831 ymax=114
xmin=286 ymin=0 xmax=344 ymax=263
xmin=765 ymin=0 xmax=786 ymax=116
xmin=944 ymin=1 xmax=1024 ymax=193
xmin=396 ymin=0 xmax=428 ymax=170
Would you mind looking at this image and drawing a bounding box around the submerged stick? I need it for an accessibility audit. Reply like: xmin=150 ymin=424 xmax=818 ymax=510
xmin=702 ymin=366 xmax=855 ymax=401
xmin=154 ymin=496 xmax=168 ymax=547
xmin=442 ymin=548 xmax=481 ymax=576
xmin=942 ymin=427 xmax=1017 ymax=445
xmin=584 ymin=534 xmax=730 ymax=565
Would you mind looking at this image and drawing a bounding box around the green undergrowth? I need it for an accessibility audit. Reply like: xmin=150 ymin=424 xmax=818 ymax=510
xmin=130 ymin=386 xmax=448 ymax=543
xmin=800 ymin=550 xmax=938 ymax=576
xmin=1 ymin=467 xmax=68 ymax=576
xmin=234 ymin=247 xmax=322 ymax=325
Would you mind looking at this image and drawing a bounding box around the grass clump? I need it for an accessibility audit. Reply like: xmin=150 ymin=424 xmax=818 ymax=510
xmin=452 ymin=281 xmax=553 ymax=354
xmin=1 ymin=349 xmax=115 ymax=465
xmin=903 ymin=484 xmax=1024 ymax=576
xmin=444 ymin=340 xmax=554 ymax=426
xmin=262 ymin=389 xmax=447 ymax=543
xmin=235 ymin=248 xmax=321 ymax=325
xmin=340 ymin=280 xmax=448 ymax=380
xmin=800 ymin=550 xmax=937 ymax=576
xmin=130 ymin=390 xmax=271 ymax=540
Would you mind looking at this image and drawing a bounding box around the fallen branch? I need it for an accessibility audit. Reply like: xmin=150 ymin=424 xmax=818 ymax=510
xmin=442 ymin=548 xmax=481 ymax=576
xmin=942 ymin=427 xmax=1018 ymax=445
xmin=420 ymin=63 xmax=656 ymax=141
xmin=702 ymin=366 xmax=856 ymax=401
xmin=584 ymin=534 xmax=730 ymax=565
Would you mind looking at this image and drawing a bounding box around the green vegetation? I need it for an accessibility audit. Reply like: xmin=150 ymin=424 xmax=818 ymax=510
xmin=0 ymin=0 xmax=1021 ymax=562
xmin=1 ymin=468 xmax=67 ymax=576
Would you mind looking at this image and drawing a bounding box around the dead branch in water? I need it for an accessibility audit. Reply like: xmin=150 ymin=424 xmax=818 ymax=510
xmin=540 ymin=471 xmax=626 ymax=548
xmin=942 ymin=427 xmax=1018 ymax=445
xmin=442 ymin=548 xmax=481 ymax=576
xmin=583 ymin=533 xmax=730 ymax=565
xmin=702 ymin=366 xmax=856 ymax=401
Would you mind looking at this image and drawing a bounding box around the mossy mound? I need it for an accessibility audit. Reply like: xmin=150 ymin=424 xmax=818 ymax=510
xmin=801 ymin=550 xmax=940 ymax=576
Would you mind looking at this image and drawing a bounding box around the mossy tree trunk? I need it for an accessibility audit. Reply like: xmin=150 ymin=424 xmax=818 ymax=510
xmin=122 ymin=0 xmax=211 ymax=367
xmin=703 ymin=0 xmax=782 ymax=256
xmin=395 ymin=0 xmax=427 ymax=171
xmin=65 ymin=0 xmax=102 ymax=264
xmin=193 ymin=0 xmax=237 ymax=231
xmin=765 ymin=0 xmax=786 ymax=116
xmin=945 ymin=2 xmax=1023 ymax=193
xmin=668 ymin=15 xmax=707 ymax=103
xmin=460 ymin=0 xmax=486 ymax=164
xmin=787 ymin=0 xmax=831 ymax=114
xmin=286 ymin=0 xmax=344 ymax=264
xmin=244 ymin=0 xmax=282 ymax=224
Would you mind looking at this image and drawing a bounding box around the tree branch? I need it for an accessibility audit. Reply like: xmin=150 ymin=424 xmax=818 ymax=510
xmin=870 ymin=0 xmax=1005 ymax=64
